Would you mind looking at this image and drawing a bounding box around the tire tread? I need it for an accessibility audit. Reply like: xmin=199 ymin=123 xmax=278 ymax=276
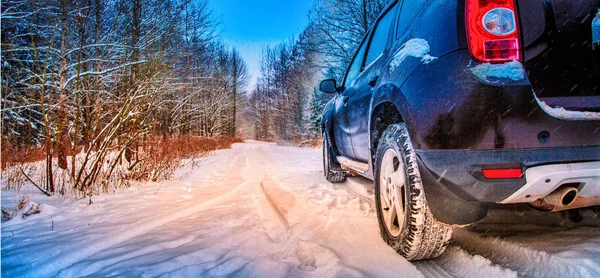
xmin=375 ymin=124 xmax=452 ymax=261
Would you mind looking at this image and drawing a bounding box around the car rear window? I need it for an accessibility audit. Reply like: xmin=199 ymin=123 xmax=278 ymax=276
xmin=344 ymin=39 xmax=368 ymax=86
xmin=364 ymin=3 xmax=398 ymax=67
xmin=396 ymin=0 xmax=426 ymax=38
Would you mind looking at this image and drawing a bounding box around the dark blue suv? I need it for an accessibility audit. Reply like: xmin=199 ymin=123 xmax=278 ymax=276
xmin=320 ymin=0 xmax=600 ymax=260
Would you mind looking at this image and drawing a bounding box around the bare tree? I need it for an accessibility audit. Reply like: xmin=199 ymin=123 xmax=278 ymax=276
xmin=1 ymin=0 xmax=245 ymax=196
xmin=309 ymin=0 xmax=390 ymax=78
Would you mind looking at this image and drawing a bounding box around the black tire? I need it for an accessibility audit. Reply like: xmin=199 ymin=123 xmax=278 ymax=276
xmin=322 ymin=134 xmax=346 ymax=183
xmin=374 ymin=123 xmax=452 ymax=261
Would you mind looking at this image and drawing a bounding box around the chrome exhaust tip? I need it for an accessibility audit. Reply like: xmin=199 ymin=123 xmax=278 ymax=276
xmin=543 ymin=187 xmax=579 ymax=207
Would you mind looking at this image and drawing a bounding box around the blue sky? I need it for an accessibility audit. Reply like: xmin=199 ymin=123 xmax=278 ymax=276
xmin=208 ymin=0 xmax=313 ymax=90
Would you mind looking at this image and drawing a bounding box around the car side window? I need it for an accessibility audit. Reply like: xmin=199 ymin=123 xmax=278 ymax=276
xmin=396 ymin=0 xmax=427 ymax=38
xmin=364 ymin=3 xmax=398 ymax=67
xmin=344 ymin=39 xmax=368 ymax=87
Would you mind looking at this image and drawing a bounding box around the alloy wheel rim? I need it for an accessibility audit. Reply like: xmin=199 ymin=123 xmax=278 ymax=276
xmin=379 ymin=148 xmax=406 ymax=237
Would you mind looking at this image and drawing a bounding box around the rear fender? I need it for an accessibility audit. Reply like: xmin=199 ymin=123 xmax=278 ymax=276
xmin=369 ymin=83 xmax=418 ymax=150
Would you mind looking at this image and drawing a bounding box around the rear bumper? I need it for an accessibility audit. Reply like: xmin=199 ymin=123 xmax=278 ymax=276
xmin=416 ymin=146 xmax=600 ymax=225
xmin=417 ymin=146 xmax=600 ymax=203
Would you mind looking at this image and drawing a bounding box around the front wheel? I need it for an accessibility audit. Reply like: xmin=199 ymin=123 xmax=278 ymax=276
xmin=322 ymin=134 xmax=346 ymax=183
xmin=374 ymin=124 xmax=452 ymax=260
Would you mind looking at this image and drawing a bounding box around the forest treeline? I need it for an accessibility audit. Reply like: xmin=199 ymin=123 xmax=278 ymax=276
xmin=1 ymin=0 xmax=247 ymax=195
xmin=1 ymin=0 xmax=390 ymax=195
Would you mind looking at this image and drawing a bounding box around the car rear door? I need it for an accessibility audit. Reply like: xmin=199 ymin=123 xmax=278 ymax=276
xmin=346 ymin=3 xmax=399 ymax=162
xmin=334 ymin=39 xmax=369 ymax=158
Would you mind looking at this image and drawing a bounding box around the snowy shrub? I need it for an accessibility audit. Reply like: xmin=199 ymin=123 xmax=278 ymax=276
xmin=1 ymin=194 xmax=41 ymax=221
xmin=1 ymin=137 xmax=242 ymax=197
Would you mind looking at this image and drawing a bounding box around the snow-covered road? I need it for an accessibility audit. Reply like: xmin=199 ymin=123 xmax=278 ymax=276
xmin=2 ymin=141 xmax=600 ymax=277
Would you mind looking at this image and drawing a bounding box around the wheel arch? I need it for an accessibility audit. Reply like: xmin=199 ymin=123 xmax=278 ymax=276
xmin=368 ymin=82 xmax=416 ymax=170
xmin=369 ymin=101 xmax=403 ymax=167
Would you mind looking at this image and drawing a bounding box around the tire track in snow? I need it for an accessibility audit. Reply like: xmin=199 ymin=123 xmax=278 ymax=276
xmin=412 ymin=260 xmax=454 ymax=278
xmin=258 ymin=143 xmax=374 ymax=215
xmin=452 ymin=228 xmax=600 ymax=278
xmin=256 ymin=145 xmax=348 ymax=244
xmin=252 ymin=180 xmax=290 ymax=243
xmin=414 ymin=245 xmax=519 ymax=278
xmin=260 ymin=178 xmax=349 ymax=275
xmin=244 ymin=144 xmax=354 ymax=275
xmin=243 ymin=144 xmax=293 ymax=243
xmin=339 ymin=179 xmax=376 ymax=209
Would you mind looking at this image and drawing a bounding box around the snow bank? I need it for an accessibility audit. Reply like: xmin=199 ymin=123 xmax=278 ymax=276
xmin=389 ymin=38 xmax=437 ymax=72
xmin=535 ymin=95 xmax=600 ymax=121
xmin=469 ymin=60 xmax=525 ymax=82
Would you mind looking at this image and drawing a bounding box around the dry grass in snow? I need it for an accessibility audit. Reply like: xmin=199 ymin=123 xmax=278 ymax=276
xmin=1 ymin=136 xmax=242 ymax=197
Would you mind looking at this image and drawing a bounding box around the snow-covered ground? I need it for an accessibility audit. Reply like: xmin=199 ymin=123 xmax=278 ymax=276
xmin=2 ymin=141 xmax=600 ymax=277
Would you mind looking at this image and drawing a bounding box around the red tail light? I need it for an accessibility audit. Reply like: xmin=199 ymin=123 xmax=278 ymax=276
xmin=482 ymin=168 xmax=523 ymax=179
xmin=466 ymin=0 xmax=521 ymax=63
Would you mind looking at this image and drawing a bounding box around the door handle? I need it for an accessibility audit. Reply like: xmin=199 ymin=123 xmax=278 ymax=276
xmin=368 ymin=75 xmax=379 ymax=87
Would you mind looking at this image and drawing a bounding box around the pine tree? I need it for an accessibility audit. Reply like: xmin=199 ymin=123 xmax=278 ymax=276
xmin=309 ymin=88 xmax=327 ymax=135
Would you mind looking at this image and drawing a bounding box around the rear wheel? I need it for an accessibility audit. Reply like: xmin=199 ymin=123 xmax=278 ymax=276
xmin=322 ymin=134 xmax=346 ymax=183
xmin=374 ymin=124 xmax=452 ymax=260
